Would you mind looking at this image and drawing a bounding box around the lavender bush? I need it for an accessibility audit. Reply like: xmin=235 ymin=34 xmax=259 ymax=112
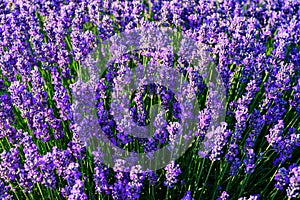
xmin=0 ymin=0 xmax=300 ymax=199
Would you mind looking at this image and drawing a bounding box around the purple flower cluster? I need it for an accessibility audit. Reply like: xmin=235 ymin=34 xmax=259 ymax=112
xmin=93 ymin=150 xmax=152 ymax=199
xmin=51 ymin=67 xmax=72 ymax=121
xmin=238 ymin=194 xmax=260 ymax=200
xmin=290 ymin=78 xmax=300 ymax=115
xmin=0 ymin=179 xmax=12 ymax=200
xmin=266 ymin=121 xmax=300 ymax=166
xmin=275 ymin=164 xmax=300 ymax=199
xmin=0 ymin=0 xmax=300 ymax=199
xmin=164 ymin=161 xmax=182 ymax=188
xmin=181 ymin=190 xmax=194 ymax=200
xmin=217 ymin=191 xmax=229 ymax=200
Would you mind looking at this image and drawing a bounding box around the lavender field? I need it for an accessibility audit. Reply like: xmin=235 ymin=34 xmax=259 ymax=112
xmin=0 ymin=0 xmax=300 ymax=199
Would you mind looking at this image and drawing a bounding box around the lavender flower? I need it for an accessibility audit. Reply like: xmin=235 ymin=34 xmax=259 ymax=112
xmin=238 ymin=194 xmax=260 ymax=200
xmin=287 ymin=165 xmax=300 ymax=199
xmin=181 ymin=190 xmax=195 ymax=200
xmin=0 ymin=148 xmax=22 ymax=182
xmin=51 ymin=67 xmax=72 ymax=121
xmin=275 ymin=163 xmax=300 ymax=198
xmin=243 ymin=109 xmax=265 ymax=174
xmin=126 ymin=165 xmax=146 ymax=200
xmin=0 ymin=179 xmax=12 ymax=200
xmin=209 ymin=122 xmax=232 ymax=161
xmin=93 ymin=150 xmax=111 ymax=195
xmin=275 ymin=167 xmax=290 ymax=190
xmin=9 ymin=80 xmax=52 ymax=142
xmin=217 ymin=191 xmax=229 ymax=200
xmin=266 ymin=120 xmax=285 ymax=147
xmin=164 ymin=161 xmax=182 ymax=188
xmin=290 ymin=78 xmax=300 ymax=115
xmin=0 ymin=0 xmax=300 ymax=199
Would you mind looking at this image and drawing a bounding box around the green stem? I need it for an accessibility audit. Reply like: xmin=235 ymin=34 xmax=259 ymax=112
xmin=199 ymin=161 xmax=214 ymax=199
xmin=212 ymin=162 xmax=228 ymax=199
xmin=238 ymin=174 xmax=250 ymax=197
xmin=261 ymin=165 xmax=281 ymax=196
xmin=37 ymin=183 xmax=45 ymax=199
xmin=195 ymin=158 xmax=205 ymax=187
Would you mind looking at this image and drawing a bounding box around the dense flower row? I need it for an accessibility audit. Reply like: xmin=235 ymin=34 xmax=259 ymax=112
xmin=0 ymin=0 xmax=300 ymax=199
